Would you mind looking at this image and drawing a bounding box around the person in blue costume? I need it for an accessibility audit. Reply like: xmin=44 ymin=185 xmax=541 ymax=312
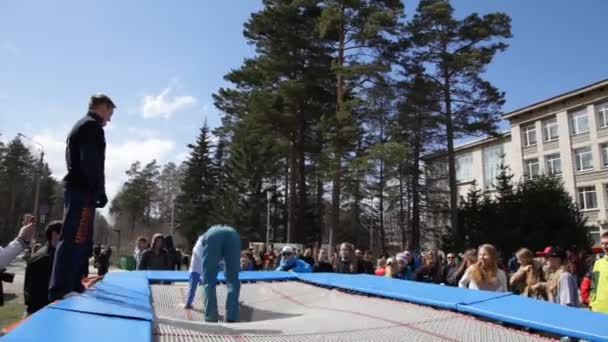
xmin=184 ymin=225 xmax=241 ymax=323
xmin=275 ymin=246 xmax=312 ymax=273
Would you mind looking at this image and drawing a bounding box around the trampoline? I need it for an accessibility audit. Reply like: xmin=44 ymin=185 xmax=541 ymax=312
xmin=4 ymin=271 xmax=608 ymax=342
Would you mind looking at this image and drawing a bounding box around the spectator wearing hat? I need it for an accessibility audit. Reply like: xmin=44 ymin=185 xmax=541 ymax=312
xmin=276 ymin=246 xmax=311 ymax=273
xmin=313 ymin=248 xmax=334 ymax=272
xmin=459 ymin=244 xmax=507 ymax=292
xmin=395 ymin=252 xmax=414 ymax=280
xmin=543 ymin=247 xmax=579 ymax=307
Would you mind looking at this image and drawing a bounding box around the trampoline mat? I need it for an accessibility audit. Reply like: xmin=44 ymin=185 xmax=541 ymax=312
xmin=151 ymin=282 xmax=554 ymax=342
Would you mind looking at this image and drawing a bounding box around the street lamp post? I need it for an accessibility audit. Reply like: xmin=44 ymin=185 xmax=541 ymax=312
xmin=266 ymin=191 xmax=272 ymax=248
xmin=18 ymin=133 xmax=44 ymax=236
xmin=170 ymin=194 xmax=176 ymax=236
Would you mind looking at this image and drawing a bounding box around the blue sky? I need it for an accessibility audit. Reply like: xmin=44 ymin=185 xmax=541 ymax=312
xmin=1 ymin=0 xmax=607 ymax=205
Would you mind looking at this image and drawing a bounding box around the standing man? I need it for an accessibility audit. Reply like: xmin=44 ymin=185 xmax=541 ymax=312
xmin=49 ymin=94 xmax=115 ymax=300
xmin=184 ymin=225 xmax=241 ymax=323
xmin=590 ymin=232 xmax=608 ymax=314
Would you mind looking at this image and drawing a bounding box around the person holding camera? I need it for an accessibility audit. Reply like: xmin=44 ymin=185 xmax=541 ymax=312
xmin=0 ymin=215 xmax=35 ymax=270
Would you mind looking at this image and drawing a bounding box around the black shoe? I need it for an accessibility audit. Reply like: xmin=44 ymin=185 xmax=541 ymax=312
xmin=226 ymin=320 xmax=238 ymax=323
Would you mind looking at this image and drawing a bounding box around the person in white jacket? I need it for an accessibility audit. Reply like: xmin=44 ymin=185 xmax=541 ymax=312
xmin=1 ymin=215 xmax=35 ymax=270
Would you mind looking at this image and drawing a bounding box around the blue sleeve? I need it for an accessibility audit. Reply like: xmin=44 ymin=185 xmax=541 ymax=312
xmin=293 ymin=260 xmax=312 ymax=273
xmin=185 ymin=272 xmax=200 ymax=307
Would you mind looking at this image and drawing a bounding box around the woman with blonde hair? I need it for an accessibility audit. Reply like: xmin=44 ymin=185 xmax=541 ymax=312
xmin=459 ymin=244 xmax=507 ymax=292
xmin=509 ymin=248 xmax=545 ymax=299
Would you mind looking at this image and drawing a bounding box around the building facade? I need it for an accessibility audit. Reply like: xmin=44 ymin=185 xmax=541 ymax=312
xmin=426 ymin=79 xmax=608 ymax=246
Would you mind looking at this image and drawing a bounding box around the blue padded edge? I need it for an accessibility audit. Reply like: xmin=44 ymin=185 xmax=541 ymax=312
xmin=3 ymin=307 xmax=151 ymax=342
xmin=146 ymin=270 xmax=298 ymax=282
xmin=49 ymin=271 xmax=153 ymax=321
xmin=456 ymin=295 xmax=608 ymax=342
xmin=296 ymin=273 xmax=510 ymax=309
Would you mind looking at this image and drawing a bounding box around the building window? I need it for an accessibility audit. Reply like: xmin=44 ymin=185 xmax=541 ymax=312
xmin=575 ymin=147 xmax=593 ymax=172
xmin=597 ymin=102 xmax=608 ymax=129
xmin=456 ymin=153 xmax=473 ymax=183
xmin=525 ymin=158 xmax=540 ymax=179
xmin=571 ymin=109 xmax=590 ymax=135
xmin=523 ymin=124 xmax=537 ymax=146
xmin=483 ymin=144 xmax=503 ymax=189
xmin=578 ymin=186 xmax=597 ymax=210
xmin=545 ymin=154 xmax=562 ymax=176
xmin=543 ymin=117 xmax=559 ymax=142
xmin=589 ymin=226 xmax=601 ymax=245
xmin=602 ymin=144 xmax=608 ymax=168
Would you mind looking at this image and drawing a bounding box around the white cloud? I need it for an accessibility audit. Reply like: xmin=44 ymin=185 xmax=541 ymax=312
xmin=140 ymin=81 xmax=197 ymax=119
xmin=175 ymin=151 xmax=189 ymax=164
xmin=2 ymin=40 xmax=21 ymax=56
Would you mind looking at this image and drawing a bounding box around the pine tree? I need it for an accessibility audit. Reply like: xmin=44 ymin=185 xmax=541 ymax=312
xmin=407 ymin=0 xmax=512 ymax=247
xmin=393 ymin=72 xmax=440 ymax=250
xmin=214 ymin=0 xmax=334 ymax=243
xmin=495 ymin=156 xmax=514 ymax=202
xmin=0 ymin=137 xmax=36 ymax=242
xmin=318 ymin=0 xmax=404 ymax=247
xmin=176 ymin=123 xmax=216 ymax=247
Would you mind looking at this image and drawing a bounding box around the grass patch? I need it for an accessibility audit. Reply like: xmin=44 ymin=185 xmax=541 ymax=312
xmin=0 ymin=297 xmax=24 ymax=330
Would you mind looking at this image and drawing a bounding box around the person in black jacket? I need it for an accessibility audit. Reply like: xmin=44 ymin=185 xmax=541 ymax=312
xmin=49 ymin=94 xmax=115 ymax=301
xmin=164 ymin=235 xmax=181 ymax=270
xmin=336 ymin=243 xmax=364 ymax=274
xmin=313 ymin=248 xmax=334 ymax=272
xmin=360 ymin=250 xmax=375 ymax=275
xmin=24 ymin=221 xmax=62 ymax=315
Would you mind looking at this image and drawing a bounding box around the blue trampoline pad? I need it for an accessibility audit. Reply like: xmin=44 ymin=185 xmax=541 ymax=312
xmin=297 ymin=273 xmax=511 ymax=309
xmin=457 ymin=294 xmax=608 ymax=341
xmin=145 ymin=270 xmax=298 ymax=282
xmin=2 ymin=307 xmax=151 ymax=342
xmin=98 ymin=271 xmax=151 ymax=298
xmin=49 ymin=290 xmax=153 ymax=321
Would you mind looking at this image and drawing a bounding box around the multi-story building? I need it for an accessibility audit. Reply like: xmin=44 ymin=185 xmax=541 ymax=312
xmin=425 ymin=78 xmax=608 ymax=246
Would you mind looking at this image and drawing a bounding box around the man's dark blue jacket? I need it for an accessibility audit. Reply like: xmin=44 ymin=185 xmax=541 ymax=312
xmin=63 ymin=112 xmax=106 ymax=200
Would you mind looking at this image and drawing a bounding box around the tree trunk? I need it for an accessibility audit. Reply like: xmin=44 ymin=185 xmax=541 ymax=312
xmin=398 ymin=163 xmax=406 ymax=251
xmin=315 ymin=160 xmax=325 ymax=244
xmin=297 ymin=122 xmax=307 ymax=242
xmin=284 ymin=161 xmax=289 ymax=242
xmin=379 ymin=159 xmax=385 ymax=252
xmin=410 ymin=111 xmax=422 ymax=251
xmin=288 ymin=142 xmax=297 ymax=243
xmin=444 ymin=72 xmax=461 ymax=248
xmin=330 ymin=5 xmax=346 ymax=251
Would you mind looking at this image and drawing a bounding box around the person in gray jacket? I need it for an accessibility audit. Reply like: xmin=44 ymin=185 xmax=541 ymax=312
xmin=0 ymin=215 xmax=35 ymax=270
